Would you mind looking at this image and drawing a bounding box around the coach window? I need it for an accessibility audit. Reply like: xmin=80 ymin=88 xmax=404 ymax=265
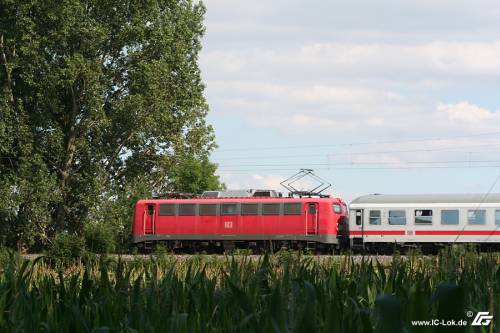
xmin=415 ymin=209 xmax=432 ymax=225
xmin=333 ymin=204 xmax=342 ymax=214
xmin=467 ymin=209 xmax=486 ymax=225
xmin=284 ymin=203 xmax=301 ymax=215
xmin=221 ymin=203 xmax=239 ymax=215
xmin=241 ymin=203 xmax=259 ymax=215
xmin=159 ymin=204 xmax=176 ymax=216
xmin=199 ymin=204 xmax=217 ymax=216
xmin=179 ymin=204 xmax=196 ymax=216
xmin=369 ymin=210 xmax=381 ymax=225
xmin=263 ymin=203 xmax=281 ymax=215
xmin=388 ymin=210 xmax=406 ymax=225
xmin=496 ymin=210 xmax=500 ymax=226
xmin=355 ymin=211 xmax=362 ymax=225
xmin=441 ymin=210 xmax=459 ymax=225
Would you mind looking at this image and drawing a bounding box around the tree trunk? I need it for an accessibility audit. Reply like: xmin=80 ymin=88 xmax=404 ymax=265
xmin=0 ymin=33 xmax=14 ymax=103
xmin=55 ymin=86 xmax=79 ymax=231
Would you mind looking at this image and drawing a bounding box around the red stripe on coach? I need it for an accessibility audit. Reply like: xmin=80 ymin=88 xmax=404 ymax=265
xmin=350 ymin=230 xmax=406 ymax=235
xmin=415 ymin=230 xmax=500 ymax=235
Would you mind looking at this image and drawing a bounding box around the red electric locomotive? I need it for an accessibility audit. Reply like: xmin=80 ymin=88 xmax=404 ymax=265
xmin=132 ymin=195 xmax=349 ymax=252
xmin=132 ymin=170 xmax=349 ymax=252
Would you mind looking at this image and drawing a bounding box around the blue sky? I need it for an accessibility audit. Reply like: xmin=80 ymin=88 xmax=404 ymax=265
xmin=199 ymin=0 xmax=500 ymax=201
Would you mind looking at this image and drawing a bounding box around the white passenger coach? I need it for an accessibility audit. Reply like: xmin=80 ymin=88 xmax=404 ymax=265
xmin=349 ymin=194 xmax=500 ymax=249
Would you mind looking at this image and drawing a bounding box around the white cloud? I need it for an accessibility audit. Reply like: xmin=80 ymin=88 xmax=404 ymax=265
xmin=202 ymin=0 xmax=500 ymax=196
xmin=251 ymin=174 xmax=285 ymax=190
xmin=202 ymin=41 xmax=500 ymax=82
xmin=438 ymin=102 xmax=500 ymax=123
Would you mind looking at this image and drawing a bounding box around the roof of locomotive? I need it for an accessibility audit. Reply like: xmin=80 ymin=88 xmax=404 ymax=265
xmin=138 ymin=196 xmax=346 ymax=204
xmin=351 ymin=193 xmax=500 ymax=204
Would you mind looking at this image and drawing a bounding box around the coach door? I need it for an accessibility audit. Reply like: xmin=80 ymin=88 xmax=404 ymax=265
xmin=350 ymin=209 xmax=364 ymax=246
xmin=144 ymin=204 xmax=155 ymax=234
xmin=306 ymin=203 xmax=318 ymax=235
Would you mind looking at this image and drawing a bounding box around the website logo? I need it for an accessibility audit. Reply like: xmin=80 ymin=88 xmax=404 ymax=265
xmin=471 ymin=312 xmax=493 ymax=326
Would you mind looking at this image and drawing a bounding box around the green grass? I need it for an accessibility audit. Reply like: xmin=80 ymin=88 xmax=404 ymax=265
xmin=0 ymin=247 xmax=498 ymax=332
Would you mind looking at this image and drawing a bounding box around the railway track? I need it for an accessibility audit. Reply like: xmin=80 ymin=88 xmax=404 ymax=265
xmin=19 ymin=253 xmax=420 ymax=264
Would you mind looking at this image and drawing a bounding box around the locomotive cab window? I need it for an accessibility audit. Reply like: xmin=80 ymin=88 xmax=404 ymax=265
xmin=441 ymin=210 xmax=459 ymax=225
xmin=496 ymin=210 xmax=500 ymax=225
xmin=468 ymin=209 xmax=486 ymax=225
xmin=343 ymin=204 xmax=348 ymax=215
xmin=369 ymin=210 xmax=381 ymax=225
xmin=147 ymin=204 xmax=154 ymax=215
xmin=308 ymin=204 xmax=317 ymax=214
xmin=241 ymin=203 xmax=259 ymax=215
xmin=159 ymin=204 xmax=175 ymax=216
xmin=284 ymin=203 xmax=301 ymax=215
xmin=199 ymin=204 xmax=217 ymax=216
xmin=263 ymin=203 xmax=281 ymax=215
xmin=414 ymin=209 xmax=432 ymax=225
xmin=388 ymin=210 xmax=406 ymax=225
xmin=179 ymin=204 xmax=196 ymax=216
xmin=333 ymin=204 xmax=342 ymax=214
xmin=221 ymin=203 xmax=240 ymax=215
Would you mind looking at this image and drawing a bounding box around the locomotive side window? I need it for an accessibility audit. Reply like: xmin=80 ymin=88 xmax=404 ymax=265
xmin=241 ymin=203 xmax=259 ymax=215
xmin=284 ymin=203 xmax=301 ymax=215
xmin=441 ymin=210 xmax=459 ymax=225
xmin=333 ymin=204 xmax=342 ymax=214
xmin=199 ymin=204 xmax=217 ymax=216
xmin=308 ymin=204 xmax=317 ymax=214
xmin=496 ymin=210 xmax=500 ymax=225
xmin=343 ymin=204 xmax=348 ymax=215
xmin=221 ymin=203 xmax=240 ymax=215
xmin=263 ymin=203 xmax=281 ymax=215
xmin=179 ymin=204 xmax=196 ymax=216
xmin=159 ymin=204 xmax=176 ymax=216
xmin=414 ymin=209 xmax=432 ymax=225
xmin=468 ymin=209 xmax=486 ymax=225
xmin=369 ymin=210 xmax=381 ymax=225
xmin=388 ymin=210 xmax=406 ymax=225
xmin=147 ymin=204 xmax=154 ymax=215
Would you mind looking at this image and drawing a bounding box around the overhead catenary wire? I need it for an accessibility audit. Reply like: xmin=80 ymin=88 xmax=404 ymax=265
xmin=217 ymin=159 xmax=500 ymax=169
xmin=215 ymin=131 xmax=500 ymax=152
xmin=213 ymin=143 xmax=500 ymax=161
xmin=217 ymin=165 xmax=500 ymax=172
xmin=453 ymin=171 xmax=500 ymax=243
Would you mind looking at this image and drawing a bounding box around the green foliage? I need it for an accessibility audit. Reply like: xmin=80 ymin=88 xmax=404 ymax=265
xmin=153 ymin=242 xmax=168 ymax=257
xmin=83 ymin=222 xmax=116 ymax=254
xmin=170 ymin=155 xmax=225 ymax=193
xmin=0 ymin=249 xmax=498 ymax=332
xmin=0 ymin=0 xmax=222 ymax=251
xmin=47 ymin=232 xmax=86 ymax=264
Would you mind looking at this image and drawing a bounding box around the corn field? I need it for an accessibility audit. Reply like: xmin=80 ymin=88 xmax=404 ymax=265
xmin=0 ymin=247 xmax=498 ymax=332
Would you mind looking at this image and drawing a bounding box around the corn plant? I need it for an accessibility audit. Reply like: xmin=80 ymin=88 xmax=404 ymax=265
xmin=0 ymin=247 xmax=498 ymax=332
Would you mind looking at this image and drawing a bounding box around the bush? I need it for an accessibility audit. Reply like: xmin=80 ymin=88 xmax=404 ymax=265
xmin=83 ymin=222 xmax=116 ymax=254
xmin=47 ymin=232 xmax=86 ymax=264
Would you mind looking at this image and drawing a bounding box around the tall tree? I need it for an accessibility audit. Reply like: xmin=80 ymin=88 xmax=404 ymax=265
xmin=0 ymin=0 xmax=222 ymax=249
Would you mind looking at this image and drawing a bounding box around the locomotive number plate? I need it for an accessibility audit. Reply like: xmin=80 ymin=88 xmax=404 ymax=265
xmin=224 ymin=221 xmax=233 ymax=229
